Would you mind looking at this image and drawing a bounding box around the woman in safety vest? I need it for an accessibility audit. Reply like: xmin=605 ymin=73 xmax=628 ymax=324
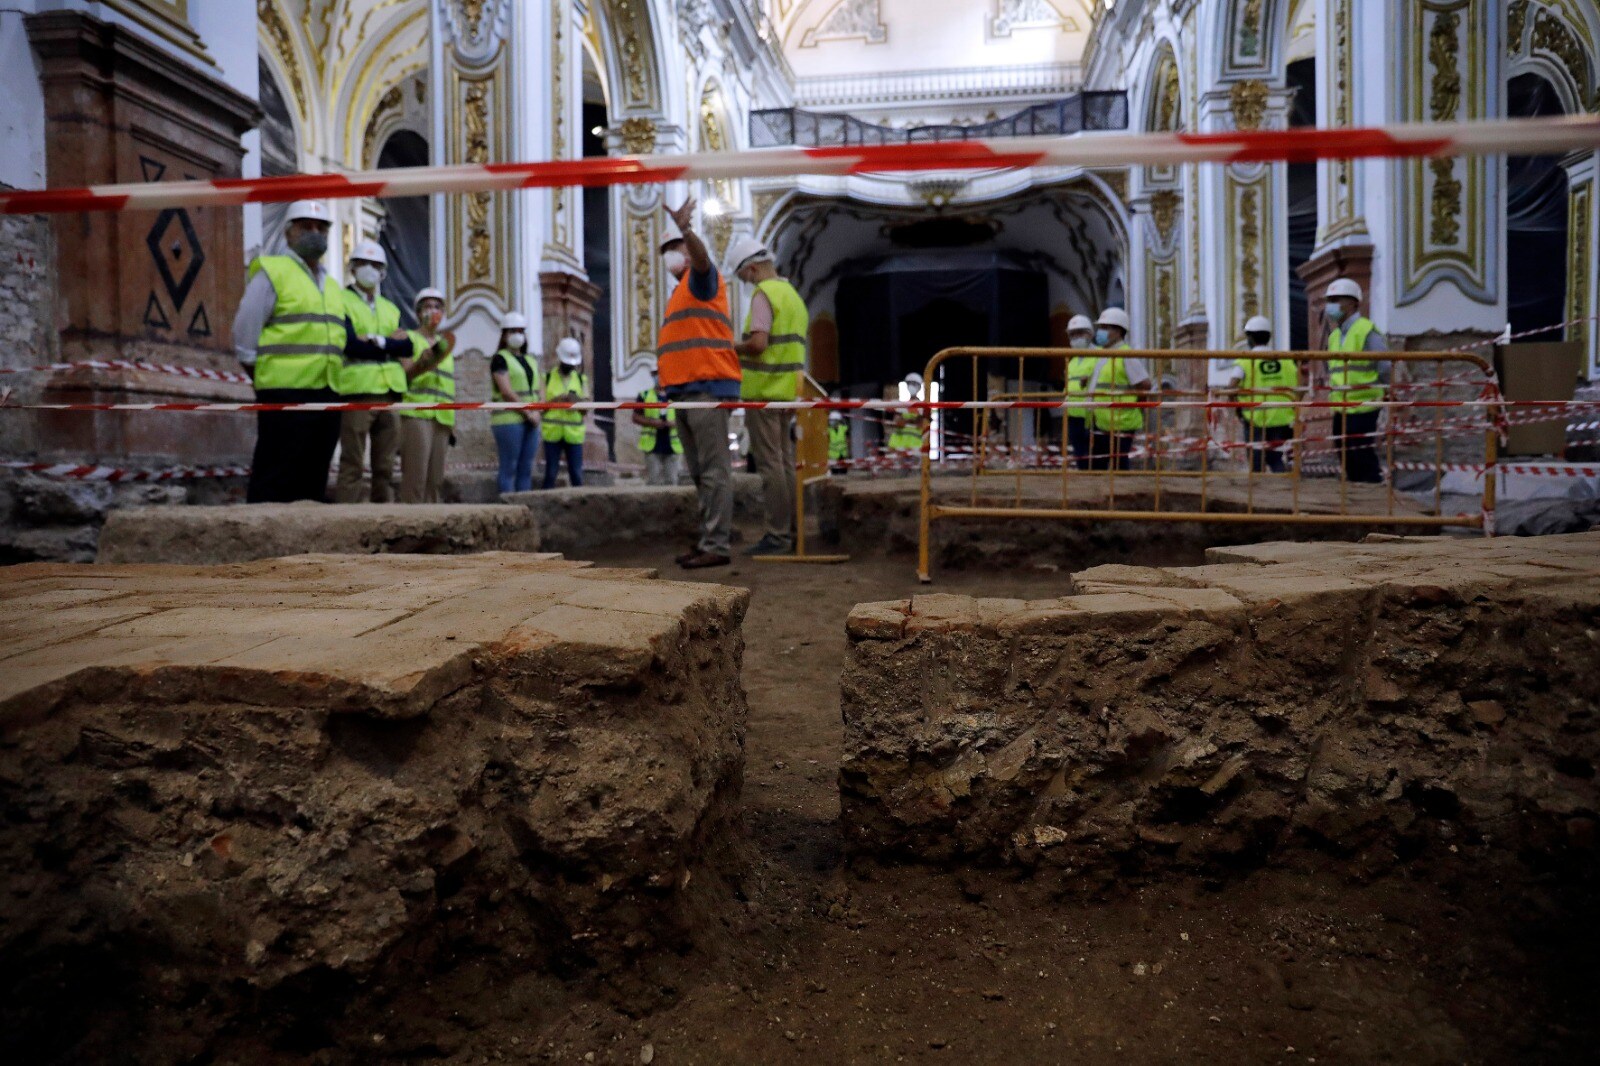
xmin=887 ymin=372 xmax=925 ymax=458
xmin=632 ymin=359 xmax=682 ymax=486
xmin=1228 ymin=315 xmax=1300 ymax=473
xmin=542 ymin=337 xmax=588 ymax=489
xmin=398 ymin=287 xmax=455 ymax=503
xmin=1063 ymin=314 xmax=1096 ymax=469
xmin=489 ymin=311 xmax=540 ymax=494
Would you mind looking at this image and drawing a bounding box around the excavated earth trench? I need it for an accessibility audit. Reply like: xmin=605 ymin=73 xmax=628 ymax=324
xmin=1 ymin=526 xmax=1597 ymax=1064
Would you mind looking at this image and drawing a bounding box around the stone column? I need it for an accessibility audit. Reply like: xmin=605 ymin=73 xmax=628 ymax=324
xmin=25 ymin=11 xmax=258 ymax=466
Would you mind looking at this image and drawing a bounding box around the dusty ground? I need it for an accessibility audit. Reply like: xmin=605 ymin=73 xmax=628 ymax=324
xmin=10 ymin=524 xmax=1592 ymax=1064
xmin=206 ymin=528 xmax=1595 ymax=1066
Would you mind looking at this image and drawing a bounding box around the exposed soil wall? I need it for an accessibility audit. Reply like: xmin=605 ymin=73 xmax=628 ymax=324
xmin=0 ymin=553 xmax=749 ymax=1062
xmin=840 ymin=533 xmax=1600 ymax=889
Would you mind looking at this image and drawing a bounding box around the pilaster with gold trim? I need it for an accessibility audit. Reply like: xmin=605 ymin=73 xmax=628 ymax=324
xmin=1565 ymin=152 xmax=1598 ymax=373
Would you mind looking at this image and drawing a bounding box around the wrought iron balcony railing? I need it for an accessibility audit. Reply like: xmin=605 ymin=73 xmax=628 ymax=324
xmin=749 ymin=92 xmax=1129 ymax=149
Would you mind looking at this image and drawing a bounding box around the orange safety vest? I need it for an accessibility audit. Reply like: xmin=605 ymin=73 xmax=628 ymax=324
xmin=656 ymin=272 xmax=740 ymax=388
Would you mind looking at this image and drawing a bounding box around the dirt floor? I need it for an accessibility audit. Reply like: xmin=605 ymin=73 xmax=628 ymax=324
xmin=179 ymin=526 xmax=1594 ymax=1066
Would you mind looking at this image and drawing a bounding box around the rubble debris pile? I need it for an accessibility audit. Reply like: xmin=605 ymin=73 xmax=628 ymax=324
xmin=95 ymin=502 xmax=542 ymax=564
xmin=841 ymin=532 xmax=1600 ymax=887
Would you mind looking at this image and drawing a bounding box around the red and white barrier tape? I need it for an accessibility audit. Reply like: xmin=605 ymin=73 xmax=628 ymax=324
xmin=1 ymin=397 xmax=1591 ymax=415
xmin=1390 ymin=460 xmax=1600 ymax=477
xmin=1456 ymin=313 xmax=1600 ymax=351
xmin=0 ymin=359 xmax=252 ymax=384
xmin=1 ymin=459 xmax=248 ymax=482
xmin=2 ymin=116 xmax=1596 ymax=215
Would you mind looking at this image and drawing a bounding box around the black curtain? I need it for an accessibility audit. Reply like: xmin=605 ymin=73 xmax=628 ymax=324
xmin=1506 ymin=74 xmax=1568 ymax=338
xmin=1286 ymin=59 xmax=1318 ymax=352
xmin=377 ymin=130 xmax=431 ymax=326
xmin=836 ymin=251 xmax=1049 ymax=442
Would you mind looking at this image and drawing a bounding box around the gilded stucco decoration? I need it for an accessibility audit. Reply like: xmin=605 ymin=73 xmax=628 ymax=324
xmin=438 ymin=0 xmax=510 ymax=65
xmin=361 ymin=83 xmax=405 ymax=165
xmin=1149 ymin=189 xmax=1180 ymax=244
xmin=618 ymin=116 xmax=658 ymax=154
xmin=800 ymin=0 xmax=888 ymax=48
xmin=630 ymin=215 xmax=657 ymax=359
xmin=1509 ymin=0 xmax=1530 ymax=53
xmin=1238 ymin=0 xmax=1264 ymax=58
xmin=752 ymin=188 xmax=791 ymax=233
xmin=599 ymin=0 xmax=659 ymax=109
xmin=258 ymin=0 xmax=308 ymax=123
xmin=1229 ymin=79 xmax=1269 ymax=131
xmin=1145 ymin=46 xmax=1181 ymax=186
xmin=1239 ymin=185 xmax=1261 ymax=320
xmin=463 ymin=81 xmax=492 ymax=281
xmin=551 ymin=0 xmax=571 ymax=250
xmin=1569 ymin=183 xmax=1592 ymax=351
xmin=1427 ymin=10 xmax=1464 ymax=247
xmin=1531 ymin=8 xmax=1598 ymax=110
xmin=1397 ymin=0 xmax=1492 ymax=304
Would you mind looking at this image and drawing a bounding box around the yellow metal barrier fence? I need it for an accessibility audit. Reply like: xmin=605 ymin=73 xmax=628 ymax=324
xmin=915 ymin=347 xmax=1499 ymax=582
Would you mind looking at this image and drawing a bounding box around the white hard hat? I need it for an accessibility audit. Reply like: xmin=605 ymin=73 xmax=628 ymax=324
xmin=1327 ymin=277 xmax=1363 ymax=301
xmin=286 ymin=200 xmax=331 ymax=224
xmin=556 ymin=337 xmax=583 ymax=366
xmin=659 ymin=220 xmax=684 ymax=254
xmin=1244 ymin=315 xmax=1272 ymax=334
xmin=414 ymin=286 xmax=446 ymax=308
xmin=500 ymin=311 xmax=528 ymax=330
xmin=904 ymin=372 xmax=924 ymax=387
xmin=1067 ymin=314 xmax=1094 ymax=333
xmin=1097 ymin=307 xmax=1131 ymax=331
xmin=350 ymin=239 xmax=387 ymax=266
xmin=725 ymin=235 xmax=772 ymax=274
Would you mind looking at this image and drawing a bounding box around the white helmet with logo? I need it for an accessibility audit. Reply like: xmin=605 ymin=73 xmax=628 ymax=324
xmin=1067 ymin=314 xmax=1094 ymax=334
xmin=556 ymin=337 xmax=583 ymax=366
xmin=351 ymin=239 xmax=386 ymax=266
xmin=286 ymin=200 xmax=331 ymax=224
xmin=725 ymin=235 xmax=773 ymax=275
xmin=1327 ymin=277 xmax=1363 ymax=302
xmin=1097 ymin=307 xmax=1131 ymax=331
xmin=1244 ymin=315 xmax=1272 ymax=334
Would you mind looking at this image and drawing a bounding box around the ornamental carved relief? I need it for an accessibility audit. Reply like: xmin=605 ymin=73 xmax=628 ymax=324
xmin=1569 ymin=184 xmax=1592 ymax=351
xmin=630 ymin=214 xmax=658 ymax=358
xmin=1531 ymin=9 xmax=1597 ymax=109
xmin=1229 ymin=79 xmax=1269 ymax=131
xmin=618 ymin=116 xmax=657 ymax=154
xmin=1508 ymin=0 xmax=1529 ymax=54
xmin=603 ymin=0 xmax=657 ymax=108
xmin=1150 ymin=189 xmax=1180 ymax=244
xmin=1240 ymin=186 xmax=1261 ymax=320
xmin=1238 ymin=0 xmax=1264 ymax=58
xmin=463 ymin=81 xmax=492 ymax=280
xmin=1427 ymin=10 xmax=1463 ymax=248
xmin=258 ymin=0 xmax=307 ymax=122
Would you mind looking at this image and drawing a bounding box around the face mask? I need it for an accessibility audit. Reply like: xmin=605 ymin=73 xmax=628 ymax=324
xmin=1094 ymin=329 xmax=1111 ymax=347
xmin=505 ymin=331 xmax=525 ymax=350
xmin=1326 ymin=303 xmax=1346 ymax=323
xmin=353 ymin=264 xmax=381 ymax=290
xmin=1069 ymin=336 xmax=1091 ymax=350
xmin=291 ymin=230 xmax=328 ymax=261
xmin=662 ymin=250 xmax=688 ymax=277
xmin=419 ymin=306 xmax=443 ymax=329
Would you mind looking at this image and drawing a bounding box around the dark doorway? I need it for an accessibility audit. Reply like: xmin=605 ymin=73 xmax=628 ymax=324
xmin=1506 ymin=73 xmax=1569 ymax=339
xmin=377 ymin=130 xmax=431 ymax=324
xmin=1286 ymin=58 xmax=1318 ymax=352
xmin=835 ymin=250 xmax=1049 ymax=444
xmin=582 ymin=102 xmax=614 ymax=447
